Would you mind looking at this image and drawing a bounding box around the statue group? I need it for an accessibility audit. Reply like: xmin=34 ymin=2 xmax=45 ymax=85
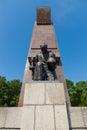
xmin=29 ymin=43 xmax=57 ymax=81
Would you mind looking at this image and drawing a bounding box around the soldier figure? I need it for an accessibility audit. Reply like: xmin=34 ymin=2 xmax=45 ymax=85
xmin=29 ymin=43 xmax=57 ymax=81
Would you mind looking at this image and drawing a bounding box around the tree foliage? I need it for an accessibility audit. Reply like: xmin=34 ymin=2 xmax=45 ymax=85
xmin=0 ymin=75 xmax=87 ymax=107
xmin=0 ymin=76 xmax=22 ymax=107
xmin=66 ymin=79 xmax=87 ymax=106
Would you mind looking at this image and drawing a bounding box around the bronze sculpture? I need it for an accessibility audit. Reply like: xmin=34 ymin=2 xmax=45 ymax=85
xmin=29 ymin=43 xmax=57 ymax=80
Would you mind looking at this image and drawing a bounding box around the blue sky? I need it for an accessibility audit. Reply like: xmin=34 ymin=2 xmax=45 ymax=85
xmin=0 ymin=0 xmax=87 ymax=83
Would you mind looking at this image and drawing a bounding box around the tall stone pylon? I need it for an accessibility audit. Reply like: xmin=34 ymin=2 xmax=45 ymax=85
xmin=18 ymin=7 xmax=70 ymax=107
xmin=0 ymin=7 xmax=87 ymax=130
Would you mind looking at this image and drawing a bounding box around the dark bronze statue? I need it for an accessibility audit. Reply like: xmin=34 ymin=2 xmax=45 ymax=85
xmin=29 ymin=43 xmax=57 ymax=80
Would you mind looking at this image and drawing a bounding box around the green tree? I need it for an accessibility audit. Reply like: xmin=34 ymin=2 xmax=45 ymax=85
xmin=75 ymin=81 xmax=87 ymax=106
xmin=66 ymin=79 xmax=75 ymax=104
xmin=0 ymin=76 xmax=87 ymax=107
xmin=0 ymin=76 xmax=22 ymax=107
xmin=66 ymin=79 xmax=87 ymax=106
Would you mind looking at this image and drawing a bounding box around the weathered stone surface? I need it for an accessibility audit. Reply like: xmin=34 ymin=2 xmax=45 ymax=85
xmin=30 ymin=23 xmax=58 ymax=49
xmin=46 ymin=83 xmax=65 ymax=104
xmin=35 ymin=105 xmax=55 ymax=130
xmin=69 ymin=107 xmax=84 ymax=127
xmin=0 ymin=128 xmax=20 ymax=130
xmin=71 ymin=129 xmax=87 ymax=130
xmin=23 ymin=83 xmax=66 ymax=105
xmin=0 ymin=108 xmax=8 ymax=127
xmin=0 ymin=107 xmax=22 ymax=128
xmin=23 ymin=83 xmax=44 ymax=105
xmin=21 ymin=106 xmax=34 ymax=130
xmin=55 ymin=105 xmax=69 ymax=130
xmin=37 ymin=7 xmax=51 ymax=25
xmin=81 ymin=107 xmax=87 ymax=127
xmin=5 ymin=107 xmax=22 ymax=128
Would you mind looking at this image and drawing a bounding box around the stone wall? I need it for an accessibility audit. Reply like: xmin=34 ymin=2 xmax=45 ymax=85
xmin=69 ymin=107 xmax=87 ymax=129
xmin=0 ymin=83 xmax=87 ymax=130
xmin=0 ymin=108 xmax=22 ymax=129
xmin=0 ymin=129 xmax=20 ymax=130
xmin=70 ymin=128 xmax=87 ymax=130
xmin=21 ymin=82 xmax=69 ymax=130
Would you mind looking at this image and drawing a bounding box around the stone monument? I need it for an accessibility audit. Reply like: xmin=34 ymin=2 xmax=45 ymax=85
xmin=0 ymin=7 xmax=87 ymax=130
xmin=18 ymin=7 xmax=70 ymax=107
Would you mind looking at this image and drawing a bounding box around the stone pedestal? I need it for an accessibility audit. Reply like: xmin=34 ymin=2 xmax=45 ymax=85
xmin=21 ymin=82 xmax=69 ymax=130
xmin=0 ymin=85 xmax=87 ymax=130
xmin=18 ymin=7 xmax=70 ymax=107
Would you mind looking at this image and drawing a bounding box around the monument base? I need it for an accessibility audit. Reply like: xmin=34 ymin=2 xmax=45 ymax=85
xmin=21 ymin=82 xmax=69 ymax=130
xmin=0 ymin=82 xmax=87 ymax=130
